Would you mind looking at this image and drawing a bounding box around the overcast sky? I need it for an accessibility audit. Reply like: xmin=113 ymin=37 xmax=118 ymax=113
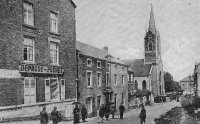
xmin=73 ymin=0 xmax=200 ymax=81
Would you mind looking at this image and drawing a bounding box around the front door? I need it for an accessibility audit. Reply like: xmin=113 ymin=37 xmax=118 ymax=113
xmin=24 ymin=78 xmax=36 ymax=104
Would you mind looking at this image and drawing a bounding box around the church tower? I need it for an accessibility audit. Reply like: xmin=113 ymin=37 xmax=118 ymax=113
xmin=144 ymin=4 xmax=161 ymax=65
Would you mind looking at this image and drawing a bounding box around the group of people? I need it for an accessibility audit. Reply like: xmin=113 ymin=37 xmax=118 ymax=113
xmin=98 ymin=102 xmax=125 ymax=123
xmin=73 ymin=104 xmax=88 ymax=123
xmin=40 ymin=106 xmax=62 ymax=124
xmin=40 ymin=103 xmax=146 ymax=124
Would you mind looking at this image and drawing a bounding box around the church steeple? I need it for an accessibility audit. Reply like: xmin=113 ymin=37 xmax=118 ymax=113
xmin=148 ymin=4 xmax=156 ymax=35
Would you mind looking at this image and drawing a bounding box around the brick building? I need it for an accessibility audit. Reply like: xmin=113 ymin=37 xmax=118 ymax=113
xmin=76 ymin=41 xmax=128 ymax=116
xmin=0 ymin=0 xmax=77 ymax=118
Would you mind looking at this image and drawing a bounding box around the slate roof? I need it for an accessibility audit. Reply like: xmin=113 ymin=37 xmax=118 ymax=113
xmin=180 ymin=75 xmax=194 ymax=82
xmin=76 ymin=41 xmax=126 ymax=65
xmin=121 ymin=59 xmax=152 ymax=77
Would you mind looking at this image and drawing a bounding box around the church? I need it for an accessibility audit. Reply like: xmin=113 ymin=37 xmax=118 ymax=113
xmin=122 ymin=5 xmax=165 ymax=102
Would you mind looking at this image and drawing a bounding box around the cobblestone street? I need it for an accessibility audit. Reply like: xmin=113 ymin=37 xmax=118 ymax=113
xmin=2 ymin=101 xmax=180 ymax=124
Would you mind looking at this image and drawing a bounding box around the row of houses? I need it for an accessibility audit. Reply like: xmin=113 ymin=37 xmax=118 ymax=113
xmin=0 ymin=0 xmax=165 ymax=119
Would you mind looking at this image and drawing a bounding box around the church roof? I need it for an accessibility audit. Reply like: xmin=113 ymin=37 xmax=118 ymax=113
xmin=76 ymin=41 xmax=126 ymax=65
xmin=180 ymin=75 xmax=194 ymax=82
xmin=121 ymin=59 xmax=152 ymax=77
xmin=148 ymin=4 xmax=156 ymax=35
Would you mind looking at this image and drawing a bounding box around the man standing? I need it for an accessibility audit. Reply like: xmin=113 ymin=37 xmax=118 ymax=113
xmin=139 ymin=105 xmax=146 ymax=124
xmin=73 ymin=104 xmax=80 ymax=123
xmin=81 ymin=105 xmax=88 ymax=122
xmin=51 ymin=107 xmax=61 ymax=124
xmin=119 ymin=102 xmax=125 ymax=120
xmin=99 ymin=104 xmax=105 ymax=123
xmin=40 ymin=107 xmax=49 ymax=124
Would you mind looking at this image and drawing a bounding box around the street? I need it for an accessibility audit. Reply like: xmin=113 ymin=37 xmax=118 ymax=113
xmin=2 ymin=101 xmax=180 ymax=124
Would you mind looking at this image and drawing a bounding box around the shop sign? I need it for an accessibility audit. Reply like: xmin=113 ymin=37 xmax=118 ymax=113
xmin=19 ymin=64 xmax=64 ymax=74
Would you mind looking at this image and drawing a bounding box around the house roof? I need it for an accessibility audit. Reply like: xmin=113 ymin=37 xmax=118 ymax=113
xmin=180 ymin=75 xmax=194 ymax=82
xmin=69 ymin=0 xmax=77 ymax=8
xmin=76 ymin=41 xmax=126 ymax=65
xmin=121 ymin=59 xmax=152 ymax=77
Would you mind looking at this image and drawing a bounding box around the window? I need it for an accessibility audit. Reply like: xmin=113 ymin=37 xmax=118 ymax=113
xmin=45 ymin=79 xmax=51 ymax=101
xmin=142 ymin=80 xmax=147 ymax=89
xmin=97 ymin=72 xmax=101 ymax=86
xmin=122 ymin=92 xmax=125 ymax=104
xmin=87 ymin=59 xmax=92 ymax=67
xmin=50 ymin=42 xmax=59 ymax=64
xmin=23 ymin=2 xmax=34 ymax=26
xmin=50 ymin=12 xmax=58 ymax=33
xmin=50 ymin=78 xmax=59 ymax=101
xmin=115 ymin=64 xmax=117 ymax=69
xmin=122 ymin=75 xmax=125 ymax=85
xmin=61 ymin=79 xmax=65 ymax=100
xmin=122 ymin=66 xmax=124 ymax=71
xmin=87 ymin=71 xmax=92 ymax=87
xmin=97 ymin=61 xmax=101 ymax=68
xmin=106 ymin=72 xmax=109 ymax=87
xmin=114 ymin=94 xmax=117 ymax=106
xmin=131 ymin=74 xmax=133 ymax=81
xmin=24 ymin=78 xmax=36 ymax=104
xmin=148 ymin=42 xmax=153 ymax=51
xmin=107 ymin=63 xmax=110 ymax=71
xmin=128 ymin=74 xmax=131 ymax=81
xmin=114 ymin=74 xmax=117 ymax=85
xmin=23 ymin=37 xmax=34 ymax=62
xmin=135 ymin=80 xmax=138 ymax=89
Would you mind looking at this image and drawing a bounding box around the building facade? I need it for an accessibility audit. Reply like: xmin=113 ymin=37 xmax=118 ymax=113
xmin=77 ymin=42 xmax=128 ymax=116
xmin=179 ymin=75 xmax=194 ymax=94
xmin=0 ymin=0 xmax=76 ymax=118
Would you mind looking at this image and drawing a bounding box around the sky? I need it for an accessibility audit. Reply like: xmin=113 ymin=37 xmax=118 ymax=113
xmin=73 ymin=0 xmax=200 ymax=81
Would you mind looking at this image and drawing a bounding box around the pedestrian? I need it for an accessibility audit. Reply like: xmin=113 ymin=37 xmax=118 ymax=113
xmin=119 ymin=102 xmax=125 ymax=120
xmin=73 ymin=104 xmax=80 ymax=123
xmin=81 ymin=104 xmax=88 ymax=122
xmin=104 ymin=102 xmax=110 ymax=120
xmin=110 ymin=105 xmax=117 ymax=119
xmin=139 ymin=105 xmax=146 ymax=124
xmin=99 ymin=104 xmax=105 ymax=123
xmin=40 ymin=107 xmax=49 ymax=124
xmin=51 ymin=106 xmax=61 ymax=124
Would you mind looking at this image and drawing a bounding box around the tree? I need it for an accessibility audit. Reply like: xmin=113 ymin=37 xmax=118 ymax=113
xmin=164 ymin=72 xmax=181 ymax=92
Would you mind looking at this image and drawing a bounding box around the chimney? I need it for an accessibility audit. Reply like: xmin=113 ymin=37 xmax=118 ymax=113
xmin=103 ymin=46 xmax=108 ymax=52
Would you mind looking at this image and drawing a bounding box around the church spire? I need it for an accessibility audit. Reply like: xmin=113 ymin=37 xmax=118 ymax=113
xmin=148 ymin=4 xmax=156 ymax=35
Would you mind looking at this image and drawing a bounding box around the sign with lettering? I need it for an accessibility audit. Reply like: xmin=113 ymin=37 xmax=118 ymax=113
xmin=19 ymin=64 xmax=64 ymax=74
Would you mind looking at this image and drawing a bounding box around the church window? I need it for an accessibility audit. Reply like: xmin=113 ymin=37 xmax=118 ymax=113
xmin=148 ymin=42 xmax=153 ymax=51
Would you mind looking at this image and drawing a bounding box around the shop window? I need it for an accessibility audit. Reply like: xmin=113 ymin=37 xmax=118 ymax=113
xmin=24 ymin=78 xmax=36 ymax=104
xmin=50 ymin=12 xmax=58 ymax=33
xmin=23 ymin=37 xmax=34 ymax=62
xmin=23 ymin=2 xmax=34 ymax=26
xmin=87 ymin=71 xmax=92 ymax=87
xmin=50 ymin=42 xmax=59 ymax=64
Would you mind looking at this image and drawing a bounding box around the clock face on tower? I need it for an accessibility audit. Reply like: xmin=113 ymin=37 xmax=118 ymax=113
xmin=148 ymin=35 xmax=152 ymax=40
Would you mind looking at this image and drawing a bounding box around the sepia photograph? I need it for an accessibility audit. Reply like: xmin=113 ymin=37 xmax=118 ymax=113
xmin=0 ymin=0 xmax=199 ymax=124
